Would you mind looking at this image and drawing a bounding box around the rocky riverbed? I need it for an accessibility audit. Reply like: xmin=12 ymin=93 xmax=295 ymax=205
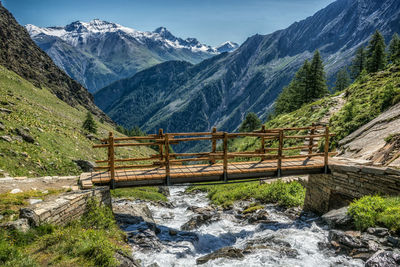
xmin=112 ymin=187 xmax=400 ymax=266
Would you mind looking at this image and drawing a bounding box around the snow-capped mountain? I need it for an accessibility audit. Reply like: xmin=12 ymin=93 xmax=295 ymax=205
xmin=216 ymin=41 xmax=239 ymax=53
xmin=26 ymin=20 xmax=237 ymax=92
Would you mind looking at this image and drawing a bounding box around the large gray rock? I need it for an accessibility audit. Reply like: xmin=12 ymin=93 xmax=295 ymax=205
xmin=0 ymin=135 xmax=12 ymax=142
xmin=15 ymin=127 xmax=35 ymax=143
xmin=365 ymin=250 xmax=400 ymax=267
xmin=20 ymin=207 xmax=40 ymax=226
xmin=322 ymin=206 xmax=354 ymax=230
xmin=1 ymin=218 xmax=30 ymax=232
xmin=113 ymin=202 xmax=157 ymax=231
xmin=73 ymin=160 xmax=96 ymax=172
xmin=196 ymin=247 xmax=244 ymax=265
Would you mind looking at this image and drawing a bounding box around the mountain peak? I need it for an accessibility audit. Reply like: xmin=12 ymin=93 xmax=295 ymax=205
xmin=153 ymin=26 xmax=177 ymax=41
xmin=216 ymin=41 xmax=239 ymax=53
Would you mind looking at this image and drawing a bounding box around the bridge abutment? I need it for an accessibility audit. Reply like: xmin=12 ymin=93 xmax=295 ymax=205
xmin=304 ymin=164 xmax=400 ymax=214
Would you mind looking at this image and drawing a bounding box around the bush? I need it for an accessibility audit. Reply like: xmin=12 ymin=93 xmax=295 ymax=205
xmin=348 ymin=195 xmax=400 ymax=232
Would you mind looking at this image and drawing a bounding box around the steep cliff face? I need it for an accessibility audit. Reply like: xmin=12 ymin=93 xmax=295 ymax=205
xmin=96 ymin=0 xmax=400 ymax=136
xmin=0 ymin=3 xmax=108 ymax=121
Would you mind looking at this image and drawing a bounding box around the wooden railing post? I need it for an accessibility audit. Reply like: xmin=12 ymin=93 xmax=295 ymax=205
xmin=211 ymin=127 xmax=217 ymax=164
xmin=223 ymin=132 xmax=228 ymax=182
xmin=308 ymin=123 xmax=315 ymax=156
xmin=108 ymin=132 xmax=116 ymax=189
xmin=324 ymin=126 xmax=330 ymax=174
xmin=165 ymin=134 xmax=171 ymax=185
xmin=277 ymin=130 xmax=283 ymax=177
xmin=261 ymin=125 xmax=266 ymax=161
xmin=158 ymin=129 xmax=164 ymax=161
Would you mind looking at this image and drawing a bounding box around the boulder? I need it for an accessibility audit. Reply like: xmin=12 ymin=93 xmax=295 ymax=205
xmin=113 ymin=203 xmax=157 ymax=231
xmin=20 ymin=208 xmax=40 ymax=227
xmin=73 ymin=160 xmax=96 ymax=172
xmin=0 ymin=135 xmax=12 ymax=142
xmin=127 ymin=229 xmax=163 ymax=251
xmin=1 ymin=218 xmax=30 ymax=232
xmin=157 ymin=186 xmax=170 ymax=197
xmin=322 ymin=206 xmax=354 ymax=230
xmin=15 ymin=128 xmax=35 ymax=143
xmin=86 ymin=134 xmax=99 ymax=141
xmin=114 ymin=250 xmax=141 ymax=267
xmin=365 ymin=250 xmax=400 ymax=267
xmin=0 ymin=108 xmax=12 ymax=114
xmin=10 ymin=188 xmax=22 ymax=194
xmin=181 ymin=212 xmax=219 ymax=231
xmin=328 ymin=230 xmax=367 ymax=250
xmin=367 ymin=227 xmax=389 ymax=237
xmin=196 ymin=247 xmax=244 ymax=265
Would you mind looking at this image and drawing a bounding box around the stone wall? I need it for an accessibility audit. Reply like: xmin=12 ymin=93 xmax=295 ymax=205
xmin=304 ymin=164 xmax=400 ymax=214
xmin=20 ymin=186 xmax=111 ymax=226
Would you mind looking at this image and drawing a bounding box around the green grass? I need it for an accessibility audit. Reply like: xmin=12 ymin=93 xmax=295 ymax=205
xmin=348 ymin=195 xmax=400 ymax=232
xmin=0 ymin=66 xmax=154 ymax=177
xmin=111 ymin=187 xmax=167 ymax=202
xmin=242 ymin=204 xmax=264 ymax=214
xmin=0 ymin=198 xmax=129 ymax=267
xmin=330 ymin=65 xmax=400 ymax=146
xmin=187 ymin=180 xmax=305 ymax=209
xmin=0 ymin=189 xmax=64 ymax=222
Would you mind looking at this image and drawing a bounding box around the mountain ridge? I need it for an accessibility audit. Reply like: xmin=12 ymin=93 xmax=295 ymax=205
xmin=95 ymin=0 xmax=400 ymax=138
xmin=26 ymin=20 xmax=238 ymax=92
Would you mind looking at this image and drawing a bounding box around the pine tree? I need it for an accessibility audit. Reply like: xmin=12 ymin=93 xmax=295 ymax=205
xmin=308 ymin=50 xmax=328 ymax=100
xmin=82 ymin=112 xmax=97 ymax=134
xmin=350 ymin=46 xmax=367 ymax=79
xmin=239 ymin=112 xmax=261 ymax=132
xmin=367 ymin=30 xmax=387 ymax=73
xmin=389 ymin=33 xmax=400 ymax=64
xmin=334 ymin=68 xmax=351 ymax=92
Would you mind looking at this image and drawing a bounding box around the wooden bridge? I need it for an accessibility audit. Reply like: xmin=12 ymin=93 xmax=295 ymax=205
xmin=80 ymin=125 xmax=335 ymax=189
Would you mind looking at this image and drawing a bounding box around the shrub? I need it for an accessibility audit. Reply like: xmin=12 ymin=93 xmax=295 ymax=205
xmin=378 ymin=206 xmax=400 ymax=233
xmin=348 ymin=195 xmax=386 ymax=230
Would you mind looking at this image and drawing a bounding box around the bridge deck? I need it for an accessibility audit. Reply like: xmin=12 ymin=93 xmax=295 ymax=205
xmin=81 ymin=156 xmax=325 ymax=188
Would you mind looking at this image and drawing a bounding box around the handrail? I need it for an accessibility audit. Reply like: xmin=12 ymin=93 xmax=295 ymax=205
xmin=92 ymin=125 xmax=334 ymax=187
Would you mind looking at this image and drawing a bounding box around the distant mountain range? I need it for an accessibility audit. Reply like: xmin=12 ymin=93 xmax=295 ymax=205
xmin=26 ymin=20 xmax=238 ymax=92
xmin=94 ymin=0 xmax=400 ymax=141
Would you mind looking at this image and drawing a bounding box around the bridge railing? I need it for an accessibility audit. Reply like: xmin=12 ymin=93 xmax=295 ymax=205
xmin=92 ymin=125 xmax=335 ymax=187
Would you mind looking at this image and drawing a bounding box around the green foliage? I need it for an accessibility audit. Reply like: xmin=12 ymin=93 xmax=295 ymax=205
xmin=111 ymin=187 xmax=168 ymax=202
xmin=82 ymin=111 xmax=98 ymax=134
xmin=275 ymin=50 xmax=328 ymax=115
xmin=187 ymin=180 xmax=305 ymax=208
xmin=367 ymin=30 xmax=387 ymax=73
xmin=239 ymin=112 xmax=262 ymax=132
xmin=389 ymin=33 xmax=400 ymax=64
xmin=0 ymin=198 xmax=127 ymax=266
xmin=330 ymin=66 xmax=400 ymax=146
xmin=0 ymin=66 xmax=155 ymax=177
xmin=350 ymin=46 xmax=367 ymax=79
xmin=334 ymin=68 xmax=351 ymax=92
xmin=116 ymin=125 xmax=145 ymax=137
xmin=348 ymin=195 xmax=400 ymax=232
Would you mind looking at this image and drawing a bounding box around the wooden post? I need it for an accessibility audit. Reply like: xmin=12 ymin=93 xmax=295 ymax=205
xmin=165 ymin=134 xmax=171 ymax=185
xmin=277 ymin=130 xmax=283 ymax=177
xmin=211 ymin=127 xmax=217 ymax=164
xmin=308 ymin=123 xmax=315 ymax=156
xmin=108 ymin=132 xmax=116 ymax=189
xmin=158 ymin=129 xmax=164 ymax=161
xmin=261 ymin=125 xmax=266 ymax=161
xmin=324 ymin=126 xmax=330 ymax=174
xmin=223 ymin=132 xmax=228 ymax=182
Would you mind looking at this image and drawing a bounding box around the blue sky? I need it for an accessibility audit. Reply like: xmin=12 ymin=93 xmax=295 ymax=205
xmin=4 ymin=0 xmax=335 ymax=46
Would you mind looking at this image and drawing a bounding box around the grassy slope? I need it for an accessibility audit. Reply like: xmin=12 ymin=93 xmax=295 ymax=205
xmin=0 ymin=66 xmax=154 ymax=177
xmin=231 ymin=64 xmax=400 ymax=153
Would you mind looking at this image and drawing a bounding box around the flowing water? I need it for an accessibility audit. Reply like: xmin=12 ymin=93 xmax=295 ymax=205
xmin=118 ymin=187 xmax=364 ymax=267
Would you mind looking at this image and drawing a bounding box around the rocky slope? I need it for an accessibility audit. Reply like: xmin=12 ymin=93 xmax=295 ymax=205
xmin=95 ymin=0 xmax=400 ymax=137
xmin=0 ymin=3 xmax=107 ymax=121
xmin=27 ymin=21 xmax=238 ymax=92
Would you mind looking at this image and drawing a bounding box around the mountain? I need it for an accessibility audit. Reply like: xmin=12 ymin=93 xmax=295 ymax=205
xmin=0 ymin=3 xmax=107 ymax=121
xmin=0 ymin=3 xmax=156 ymax=177
xmin=216 ymin=41 xmax=239 ymax=53
xmin=26 ymin=21 xmax=238 ymax=92
xmin=95 ymin=0 xmax=400 ymax=140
